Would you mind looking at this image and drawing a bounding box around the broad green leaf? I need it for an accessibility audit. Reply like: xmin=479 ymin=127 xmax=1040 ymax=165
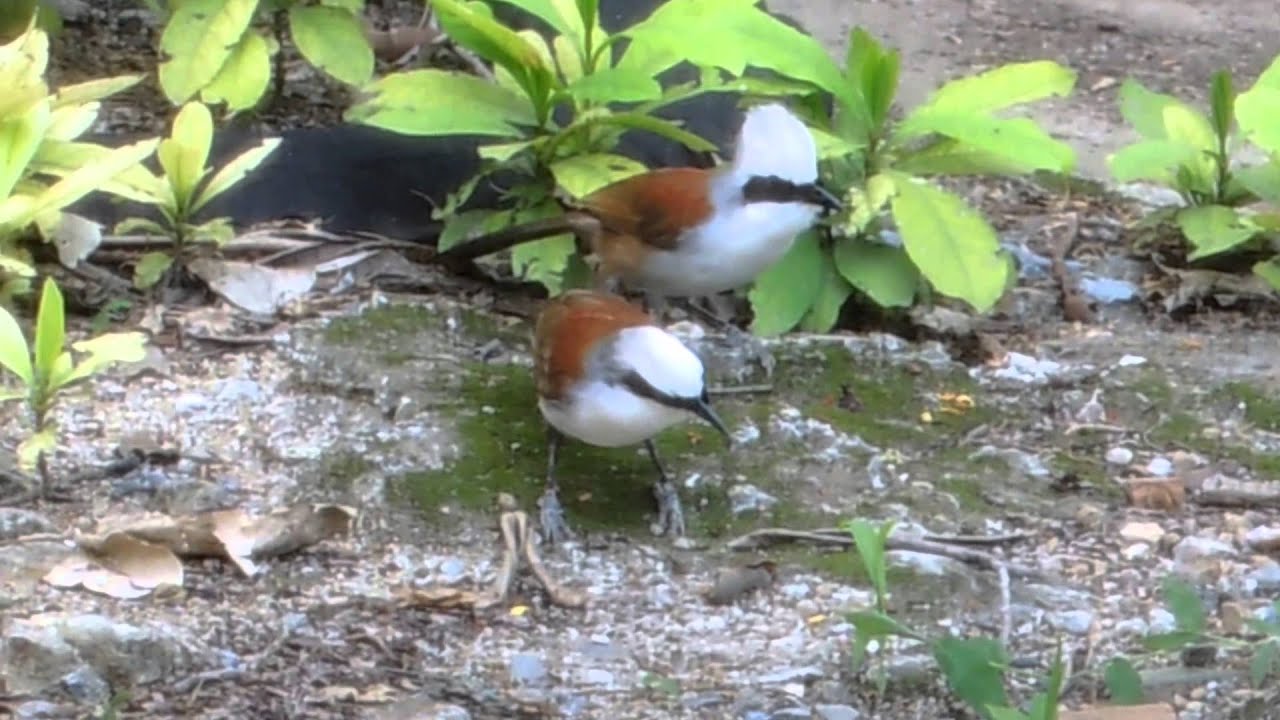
xmin=56 ymin=331 xmax=148 ymax=387
xmin=847 ymin=518 xmax=892 ymax=603
xmin=1251 ymin=641 xmax=1279 ymax=688
xmin=31 ymin=140 xmax=166 ymax=204
xmin=1103 ymin=657 xmax=1144 ymax=704
xmin=1254 ymin=257 xmax=1280 ymax=293
xmin=916 ymin=60 xmax=1076 ymax=116
xmin=811 ymin=126 xmax=864 ymax=160
xmin=934 ymin=636 xmax=1010 ymax=715
xmin=549 ymin=152 xmax=645 ymax=198
xmin=834 ymin=236 xmax=918 ymax=308
xmin=889 ymin=175 xmax=1008 ymax=312
xmin=320 ymin=0 xmax=364 ymax=10
xmin=133 ymin=251 xmax=174 ymax=289
xmin=51 ymin=75 xmax=142 ymax=108
xmin=1236 ymin=86 xmax=1280 ymax=155
xmin=842 ymin=27 xmax=898 ymax=139
xmin=437 ymin=208 xmax=513 ymax=252
xmin=433 ymin=0 xmax=555 ymax=109
xmin=1119 ymin=79 xmax=1200 ymax=143
xmin=589 ymin=111 xmax=717 ymax=152
xmin=799 ymin=261 xmax=853 ymax=333
xmin=32 ymin=276 xmax=64 ymax=379
xmin=1235 ymin=160 xmax=1280 ymax=202
xmin=114 ymin=217 xmax=170 ymax=236
xmin=895 ymin=113 xmax=1075 ymax=174
xmin=986 ymin=709 xmax=1028 ymax=720
xmin=895 ymin=137 xmax=1040 ymax=176
xmin=17 ymin=426 xmax=55 ymax=472
xmin=347 ymin=69 xmax=536 ymax=138
xmin=1161 ymin=576 xmax=1206 ymax=633
xmin=0 ymin=305 xmax=33 ymax=385
xmin=552 ymin=34 xmax=584 ymax=83
xmin=846 ymin=609 xmax=923 ymax=641
xmin=0 ymin=100 xmax=51 ymax=201
xmin=485 ymin=0 xmax=582 ymax=41
xmin=747 ymin=230 xmax=824 ymax=336
xmin=44 ymin=102 xmax=98 ymax=141
xmin=191 ymin=137 xmax=282 ymax=214
xmin=1209 ymin=70 xmax=1234 ymax=144
xmin=157 ymin=102 xmax=213 ymax=211
xmin=510 ymin=201 xmax=575 ymax=294
xmin=0 ymin=253 xmax=35 ymax=277
xmin=0 ymin=138 xmax=158 ymax=232
xmin=1107 ymin=139 xmax=1199 ymax=184
xmin=200 ymin=30 xmax=272 ymax=111
xmin=1162 ymin=102 xmax=1218 ymax=156
xmin=1178 ymin=205 xmax=1258 ymax=260
xmin=289 ymin=6 xmax=373 ymax=86
xmin=157 ymin=0 xmax=258 ymax=104
xmin=564 ymin=67 xmax=662 ymax=104
xmin=478 ymin=139 xmax=539 ymax=162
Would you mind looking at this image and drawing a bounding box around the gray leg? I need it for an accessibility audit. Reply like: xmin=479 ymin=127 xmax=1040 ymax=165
xmin=538 ymin=426 xmax=573 ymax=545
xmin=645 ymin=439 xmax=685 ymax=537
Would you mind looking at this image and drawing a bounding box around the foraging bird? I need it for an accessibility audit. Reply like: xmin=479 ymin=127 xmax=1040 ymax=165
xmin=434 ymin=103 xmax=842 ymax=300
xmin=532 ymin=289 xmax=731 ymax=543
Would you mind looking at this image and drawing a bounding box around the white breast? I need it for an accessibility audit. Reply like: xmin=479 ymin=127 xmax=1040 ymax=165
xmin=539 ymin=381 xmax=691 ymax=448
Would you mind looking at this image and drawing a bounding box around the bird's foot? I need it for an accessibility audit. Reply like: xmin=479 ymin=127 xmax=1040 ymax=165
xmin=651 ymin=480 xmax=686 ymax=538
xmin=537 ymin=487 xmax=574 ymax=546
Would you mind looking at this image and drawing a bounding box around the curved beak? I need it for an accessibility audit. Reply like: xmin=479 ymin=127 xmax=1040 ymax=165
xmin=810 ymin=183 xmax=845 ymax=214
xmin=692 ymin=395 xmax=732 ymax=446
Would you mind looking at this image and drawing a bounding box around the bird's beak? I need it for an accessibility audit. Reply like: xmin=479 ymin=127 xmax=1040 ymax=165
xmin=692 ymin=396 xmax=732 ymax=445
xmin=811 ymin=183 xmax=845 ymax=214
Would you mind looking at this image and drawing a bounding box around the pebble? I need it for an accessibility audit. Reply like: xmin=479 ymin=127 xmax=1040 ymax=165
xmin=729 ymin=484 xmax=779 ymax=515
xmin=1149 ymin=608 xmax=1178 ymax=634
xmin=0 ymin=508 xmax=56 ymax=541
xmin=756 ymin=666 xmax=823 ymax=684
xmin=772 ymin=708 xmax=811 ymax=719
xmin=1120 ymin=521 xmax=1166 ymax=544
xmin=1050 ymin=610 xmax=1095 ymax=636
xmin=1249 ymin=561 xmax=1280 ymax=592
xmin=1121 ymin=543 xmax=1151 ymax=560
xmin=509 ymin=653 xmax=547 ymax=686
xmin=815 ymin=705 xmax=862 ymax=720
xmin=438 ymin=558 xmax=467 ymax=584
xmin=1146 ymin=456 xmax=1174 ymax=476
xmin=582 ymin=668 xmax=615 ymax=686
xmin=173 ymin=392 xmax=209 ymax=415
xmin=1114 ymin=618 xmax=1149 ymax=637
xmin=1173 ymin=536 xmax=1237 ymax=565
xmin=779 ymin=582 xmax=812 ymax=600
xmin=1105 ymin=447 xmax=1134 ymax=465
xmin=1244 ymin=526 xmax=1280 ymax=553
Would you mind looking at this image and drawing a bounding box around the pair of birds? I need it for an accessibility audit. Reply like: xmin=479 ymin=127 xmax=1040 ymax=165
xmin=436 ymin=104 xmax=841 ymax=543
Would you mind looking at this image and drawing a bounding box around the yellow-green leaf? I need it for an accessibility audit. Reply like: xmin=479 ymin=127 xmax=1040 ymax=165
xmin=747 ymin=230 xmax=824 ymax=336
xmin=288 ymin=5 xmax=374 ymax=86
xmin=44 ymin=102 xmax=98 ymax=141
xmin=17 ymin=427 xmax=55 ymax=472
xmin=200 ymin=30 xmax=272 ymax=112
xmin=1236 ymin=86 xmax=1280 ymax=155
xmin=31 ymin=140 xmax=167 ymax=204
xmin=915 ymin=61 xmax=1076 ymax=116
xmin=0 ymin=138 xmax=158 ymax=232
xmin=509 ymin=202 xmax=575 ymax=294
xmin=564 ymin=67 xmax=661 ymax=104
xmin=33 ymin=276 xmax=64 ymax=379
xmin=347 ymin=69 xmax=536 ymax=138
xmin=157 ymin=0 xmax=258 ymax=104
xmin=549 ymin=153 xmax=645 ymax=199
xmin=894 ymin=113 xmax=1076 ymax=174
xmin=833 ymin=236 xmax=918 ymax=308
xmin=798 ymin=260 xmax=854 ymax=333
xmin=133 ymin=251 xmax=174 ymax=289
xmin=157 ymin=101 xmax=213 ymax=209
xmin=1254 ymin=257 xmax=1280 ymax=293
xmin=1178 ymin=205 xmax=1259 ymax=261
xmin=191 ymin=137 xmax=281 ymax=214
xmin=0 ymin=99 xmax=51 ymax=200
xmin=51 ymin=75 xmax=143 ymax=108
xmin=58 ymin=331 xmax=148 ymax=387
xmin=0 ymin=304 xmax=33 ymax=385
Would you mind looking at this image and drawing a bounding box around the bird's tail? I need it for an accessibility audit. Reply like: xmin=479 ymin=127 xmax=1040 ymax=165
xmin=432 ymin=212 xmax=593 ymax=264
xmin=730 ymin=103 xmax=818 ymax=185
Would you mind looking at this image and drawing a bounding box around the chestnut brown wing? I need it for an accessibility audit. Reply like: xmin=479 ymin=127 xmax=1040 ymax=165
xmin=582 ymin=168 xmax=715 ymax=251
xmin=533 ymin=290 xmax=654 ymax=400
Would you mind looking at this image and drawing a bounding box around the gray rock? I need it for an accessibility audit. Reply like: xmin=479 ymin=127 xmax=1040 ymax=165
xmin=756 ymin=666 xmax=823 ymax=684
xmin=509 ymin=653 xmax=547 ymax=686
xmin=60 ymin=666 xmax=109 ymax=703
xmin=1105 ymin=447 xmax=1134 ymax=466
xmin=172 ymin=392 xmax=209 ymax=415
xmin=729 ymin=483 xmax=779 ymax=515
xmin=438 ymin=558 xmax=467 ymax=584
xmin=368 ymin=695 xmax=472 ymax=720
xmin=682 ymin=691 xmax=728 ymax=710
xmin=772 ymin=708 xmax=812 ymax=719
xmin=582 ymin=668 xmax=615 ymax=686
xmin=1050 ymin=610 xmax=1095 ymax=636
xmin=1149 ymin=608 xmax=1178 ymax=634
xmin=1244 ymin=526 xmax=1280 ymax=552
xmin=13 ymin=700 xmax=64 ymax=719
xmin=1173 ymin=536 xmax=1237 ymax=567
xmin=0 ymin=509 xmax=57 ymax=540
xmin=887 ymin=550 xmax=972 ymax=578
xmin=1250 ymin=561 xmax=1280 ymax=593
xmin=1146 ymin=457 xmax=1174 ymax=476
xmin=215 ymin=378 xmax=262 ymax=403
xmin=815 ymin=705 xmax=862 ymax=720
xmin=1114 ymin=618 xmax=1149 ymax=637
xmin=779 ymin=582 xmax=812 ymax=600
xmin=884 ymin=654 xmax=934 ymax=688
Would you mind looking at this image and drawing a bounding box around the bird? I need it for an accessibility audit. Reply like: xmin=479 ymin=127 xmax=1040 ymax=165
xmin=531 ymin=289 xmax=731 ymax=543
xmin=433 ymin=103 xmax=842 ymax=304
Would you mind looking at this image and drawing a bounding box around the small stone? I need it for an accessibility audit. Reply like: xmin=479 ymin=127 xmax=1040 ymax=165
xmin=438 ymin=558 xmax=467 ymax=584
xmin=756 ymin=666 xmax=822 ymax=684
xmin=1120 ymin=521 xmax=1166 ymax=544
xmin=60 ymin=666 xmax=110 ymax=703
xmin=1050 ymin=610 xmax=1095 ymax=636
xmin=779 ymin=582 xmax=811 ymax=599
xmin=1146 ymin=457 xmax=1174 ymax=476
xmin=815 ymin=705 xmax=862 ymax=720
xmin=729 ymin=484 xmax=778 ymax=515
xmin=1249 ymin=561 xmax=1280 ymax=592
xmin=1122 ymin=543 xmax=1151 ymax=561
xmin=13 ymin=700 xmax=63 ymax=719
xmin=1114 ymin=618 xmax=1149 ymax=637
xmin=1105 ymin=447 xmax=1135 ymax=465
xmin=1149 ymin=608 xmax=1177 ymax=634
xmin=173 ymin=392 xmax=209 ymax=415
xmin=772 ymin=708 xmax=811 ymax=719
xmin=215 ymin=378 xmax=262 ymax=403
xmin=1220 ymin=601 xmax=1247 ymax=635
xmin=1245 ymin=526 xmax=1280 ymax=553
xmin=1173 ymin=536 xmax=1236 ymax=565
xmin=0 ymin=509 xmax=57 ymax=541
xmin=509 ymin=653 xmax=546 ymax=686
xmin=582 ymin=668 xmax=615 ymax=686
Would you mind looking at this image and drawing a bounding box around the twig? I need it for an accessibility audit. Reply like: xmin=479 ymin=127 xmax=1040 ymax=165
xmin=478 ymin=510 xmax=586 ymax=609
xmin=1063 ymin=422 xmax=1130 ymax=435
xmin=174 ymin=619 xmax=294 ymax=697
xmin=707 ymin=383 xmax=774 ymax=396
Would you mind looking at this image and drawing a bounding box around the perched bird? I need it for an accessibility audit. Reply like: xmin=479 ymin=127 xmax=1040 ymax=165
xmin=434 ymin=103 xmax=842 ymax=301
xmin=532 ymin=289 xmax=730 ymax=543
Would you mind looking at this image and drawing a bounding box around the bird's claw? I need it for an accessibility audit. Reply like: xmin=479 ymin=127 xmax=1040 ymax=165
xmin=652 ymin=481 xmax=686 ymax=538
xmin=538 ymin=488 xmax=573 ymax=546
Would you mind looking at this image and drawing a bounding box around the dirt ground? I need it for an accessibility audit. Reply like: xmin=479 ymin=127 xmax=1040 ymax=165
xmin=4 ymin=2 xmax=1280 ymax=720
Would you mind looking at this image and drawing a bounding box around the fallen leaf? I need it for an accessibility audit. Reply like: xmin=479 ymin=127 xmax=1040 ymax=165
xmin=43 ymin=533 xmax=183 ymax=599
xmin=1060 ymin=703 xmax=1176 ymax=720
xmin=394 ymin=586 xmax=481 ymax=612
xmin=939 ymin=392 xmax=974 ymax=415
xmin=1125 ymin=477 xmax=1186 ymax=512
xmin=189 ymin=258 xmax=316 ymax=316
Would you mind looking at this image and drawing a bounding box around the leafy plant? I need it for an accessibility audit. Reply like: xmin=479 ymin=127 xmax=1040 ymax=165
xmin=0 ymin=277 xmax=147 ymax=498
xmin=747 ymin=27 xmax=1079 ymax=334
xmin=153 ymin=0 xmax=374 ymax=113
xmin=348 ymin=0 xmax=842 ymax=295
xmin=1 ymin=20 xmax=159 ymax=301
xmin=1107 ymin=55 xmax=1280 ymax=290
xmin=106 ymin=101 xmax=281 ymax=288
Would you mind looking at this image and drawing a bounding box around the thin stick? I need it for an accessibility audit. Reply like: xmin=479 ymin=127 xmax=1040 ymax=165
xmin=707 ymin=384 xmax=774 ymax=396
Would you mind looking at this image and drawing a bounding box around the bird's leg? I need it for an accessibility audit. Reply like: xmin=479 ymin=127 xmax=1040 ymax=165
xmin=645 ymin=439 xmax=685 ymax=538
xmin=538 ymin=426 xmax=573 ymax=545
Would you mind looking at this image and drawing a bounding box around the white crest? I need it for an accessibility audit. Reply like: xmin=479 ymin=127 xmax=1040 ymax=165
xmin=730 ymin=103 xmax=819 ymax=186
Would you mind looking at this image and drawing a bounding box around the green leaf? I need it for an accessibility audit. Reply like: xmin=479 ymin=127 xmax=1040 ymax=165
xmin=549 ymin=152 xmax=646 ymax=199
xmin=200 ymin=30 xmax=272 ymax=111
xmin=564 ymin=67 xmax=662 ymax=104
xmin=114 ymin=217 xmax=171 ymax=237
xmin=847 ymin=518 xmax=893 ymax=603
xmin=934 ymin=636 xmax=1010 ymax=716
xmin=32 ymin=276 xmax=64 ymax=379
xmin=1254 ymin=257 xmax=1280 ymax=293
xmin=55 ymin=331 xmax=148 ymax=388
xmin=588 ymin=111 xmax=717 ymax=152
xmin=1161 ymin=576 xmax=1206 ymax=633
xmin=746 ymin=231 xmax=824 ymax=336
xmin=44 ymin=103 xmax=99 ymax=142
xmin=896 ymin=138 xmax=1043 ymax=177
xmin=486 ymin=0 xmax=583 ymax=41
xmin=846 ymin=609 xmax=922 ymax=641
xmin=1236 ymin=86 xmax=1280 ymax=155
xmin=834 ymin=237 xmax=918 ymax=308
xmin=133 ymin=251 xmax=174 ymax=289
xmin=433 ymin=0 xmax=555 ymax=111
xmin=191 ymin=137 xmax=282 ymax=214
xmin=0 ymin=100 xmax=51 ymax=201
xmin=916 ymin=60 xmax=1076 ymax=116
xmin=1209 ymin=70 xmax=1234 ymax=144
xmin=0 ymin=305 xmax=33 ymax=385
xmin=1142 ymin=631 xmax=1203 ymax=652
xmin=438 ymin=208 xmax=513 ymax=252
xmin=51 ymin=75 xmax=143 ymax=109
xmin=157 ymin=0 xmax=258 ymax=104
xmin=843 ymin=27 xmax=899 ymax=137
xmin=799 ymin=261 xmax=853 ymax=332
xmin=1234 ymin=160 xmax=1280 ymax=202
xmin=985 ymin=708 xmax=1028 ymax=720
xmin=1107 ymin=139 xmax=1199 ymax=185
xmin=1250 ymin=641 xmax=1279 ymax=688
xmin=889 ymin=175 xmax=1009 ymax=312
xmin=347 ymin=69 xmax=536 ymax=138
xmin=157 ymin=101 xmax=213 ymax=211
xmin=320 ymin=0 xmax=364 ymax=11
xmin=1177 ymin=205 xmax=1259 ymax=260
xmin=510 ymin=201 xmax=575 ymax=294
xmin=288 ymin=5 xmax=373 ymax=86
xmin=1103 ymin=657 xmax=1145 ymax=704
xmin=895 ymin=113 xmax=1075 ymax=174
xmin=1119 ymin=79 xmax=1202 ymax=145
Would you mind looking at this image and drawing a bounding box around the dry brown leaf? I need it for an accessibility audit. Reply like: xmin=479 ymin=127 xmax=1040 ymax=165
xmin=1060 ymin=704 xmax=1176 ymax=720
xmin=1124 ymin=477 xmax=1186 ymax=512
xmin=395 ymin=586 xmax=481 ymax=612
xmin=44 ymin=533 xmax=183 ymax=599
xmin=704 ymin=560 xmax=777 ymax=605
